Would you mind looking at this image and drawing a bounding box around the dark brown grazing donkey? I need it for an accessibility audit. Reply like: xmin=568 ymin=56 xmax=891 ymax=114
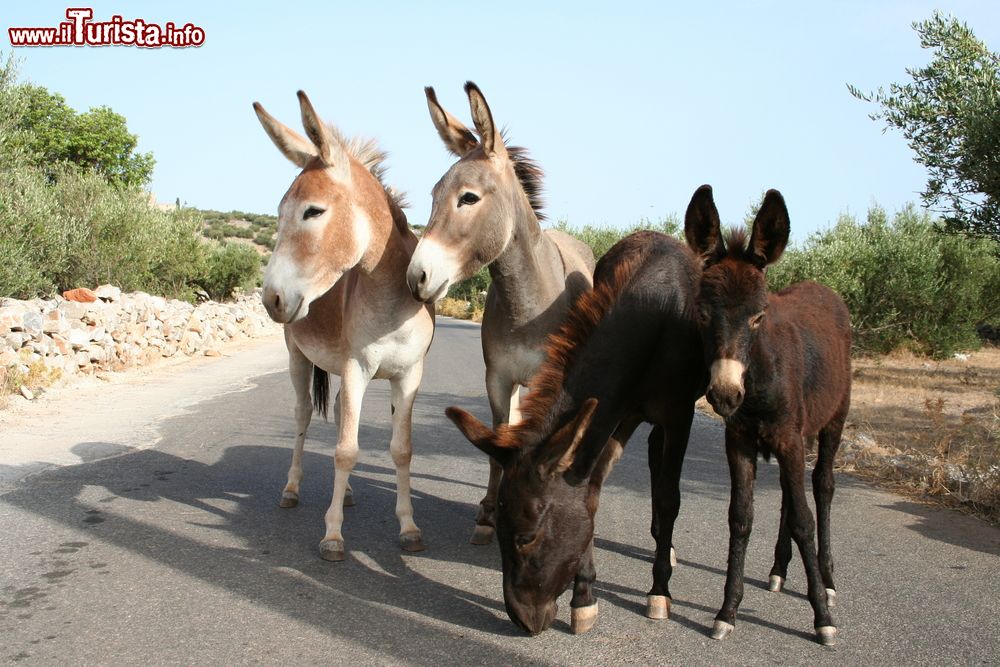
xmin=684 ymin=185 xmax=851 ymax=646
xmin=447 ymin=231 xmax=707 ymax=635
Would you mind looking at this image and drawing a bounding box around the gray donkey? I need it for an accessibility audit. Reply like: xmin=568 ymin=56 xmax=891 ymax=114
xmin=406 ymin=82 xmax=595 ymax=544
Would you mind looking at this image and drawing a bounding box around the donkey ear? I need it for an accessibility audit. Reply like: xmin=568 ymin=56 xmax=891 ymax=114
xmin=445 ymin=406 xmax=514 ymax=465
xmin=748 ymin=189 xmax=790 ymax=268
xmin=464 ymin=81 xmax=507 ymax=160
xmin=425 ymin=86 xmax=479 ymax=157
xmin=297 ymin=90 xmax=351 ymax=181
xmin=684 ymin=184 xmax=725 ymax=266
xmin=536 ymin=398 xmax=599 ymax=480
xmin=253 ymin=101 xmax=317 ymax=169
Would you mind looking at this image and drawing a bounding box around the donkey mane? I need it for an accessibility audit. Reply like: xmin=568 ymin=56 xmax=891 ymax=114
xmin=327 ymin=123 xmax=410 ymax=213
xmin=495 ymin=241 xmax=655 ymax=448
xmin=723 ymin=228 xmax=752 ymax=261
xmin=506 ymin=143 xmax=546 ymax=221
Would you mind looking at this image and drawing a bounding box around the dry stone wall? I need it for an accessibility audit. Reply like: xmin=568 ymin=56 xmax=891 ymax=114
xmin=0 ymin=286 xmax=279 ymax=396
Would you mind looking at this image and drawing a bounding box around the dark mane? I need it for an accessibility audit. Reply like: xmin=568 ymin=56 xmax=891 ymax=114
xmin=506 ymin=144 xmax=546 ymax=221
xmin=724 ymin=227 xmax=752 ymax=260
xmin=495 ymin=241 xmax=655 ymax=448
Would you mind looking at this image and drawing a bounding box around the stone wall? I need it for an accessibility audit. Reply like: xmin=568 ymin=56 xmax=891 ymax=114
xmin=0 ymin=286 xmax=279 ymax=398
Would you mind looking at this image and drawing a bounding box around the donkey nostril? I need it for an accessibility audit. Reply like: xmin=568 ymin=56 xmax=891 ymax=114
xmin=418 ymin=271 xmax=427 ymax=287
xmin=273 ymin=294 xmax=281 ymax=311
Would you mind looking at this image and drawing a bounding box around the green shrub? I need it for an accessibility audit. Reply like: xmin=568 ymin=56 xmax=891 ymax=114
xmin=768 ymin=205 xmax=1000 ymax=357
xmin=0 ymin=164 xmax=63 ymax=298
xmin=200 ymin=242 xmax=261 ymax=301
xmin=221 ymin=223 xmax=253 ymax=239
xmin=253 ymin=230 xmax=275 ymax=250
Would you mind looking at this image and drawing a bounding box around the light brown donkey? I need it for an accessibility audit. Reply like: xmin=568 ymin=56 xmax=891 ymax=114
xmin=406 ymin=82 xmax=596 ymax=544
xmin=254 ymin=91 xmax=435 ymax=561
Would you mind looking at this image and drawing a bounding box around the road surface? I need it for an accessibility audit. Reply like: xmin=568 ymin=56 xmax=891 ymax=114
xmin=2 ymin=319 xmax=998 ymax=665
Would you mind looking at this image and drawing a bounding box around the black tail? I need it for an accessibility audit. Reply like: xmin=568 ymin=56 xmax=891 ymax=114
xmin=312 ymin=366 xmax=329 ymax=420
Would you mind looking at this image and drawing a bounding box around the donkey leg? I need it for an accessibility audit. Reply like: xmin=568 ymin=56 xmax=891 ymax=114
xmin=319 ymin=359 xmax=371 ymax=562
xmin=713 ymin=436 xmax=757 ymax=640
xmin=814 ymin=412 xmax=846 ymax=607
xmin=768 ymin=488 xmax=793 ymax=592
xmin=332 ymin=390 xmax=354 ymax=507
xmin=570 ymin=539 xmax=599 ymax=634
xmin=280 ymin=342 xmax=313 ymax=508
xmin=390 ymin=364 xmax=424 ymax=553
xmin=778 ymin=440 xmax=836 ymax=645
xmin=470 ymin=374 xmax=516 ymax=545
xmin=569 ymin=420 xmax=632 ymax=632
xmin=648 ymin=409 xmax=694 ymax=620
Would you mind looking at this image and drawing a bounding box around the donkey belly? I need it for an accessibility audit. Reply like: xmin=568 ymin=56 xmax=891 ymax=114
xmin=288 ymin=328 xmax=347 ymax=377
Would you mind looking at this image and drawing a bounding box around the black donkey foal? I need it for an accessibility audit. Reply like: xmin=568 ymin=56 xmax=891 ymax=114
xmin=684 ymin=185 xmax=851 ymax=646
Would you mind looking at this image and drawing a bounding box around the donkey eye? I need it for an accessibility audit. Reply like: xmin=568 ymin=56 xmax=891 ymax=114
xmin=458 ymin=192 xmax=480 ymax=207
xmin=303 ymin=206 xmax=325 ymax=220
xmin=749 ymin=311 xmax=765 ymax=329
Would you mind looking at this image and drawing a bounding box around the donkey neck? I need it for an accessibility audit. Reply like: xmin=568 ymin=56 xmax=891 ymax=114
xmin=487 ymin=198 xmax=564 ymax=324
xmin=355 ymin=189 xmax=414 ymax=293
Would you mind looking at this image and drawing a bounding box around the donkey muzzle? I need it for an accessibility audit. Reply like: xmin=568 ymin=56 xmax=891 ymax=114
xmin=707 ymin=358 xmax=746 ymax=417
xmin=406 ymin=238 xmax=456 ymax=303
xmin=504 ymin=593 xmax=558 ymax=636
xmin=262 ymin=285 xmax=304 ymax=324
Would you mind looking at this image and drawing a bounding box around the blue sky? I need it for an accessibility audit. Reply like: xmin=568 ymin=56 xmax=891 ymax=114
xmin=5 ymin=1 xmax=998 ymax=241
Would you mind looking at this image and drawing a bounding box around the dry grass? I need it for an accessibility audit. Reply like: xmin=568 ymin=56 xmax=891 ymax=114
xmin=841 ymin=347 xmax=1000 ymax=521
xmin=436 ymin=297 xmax=484 ymax=322
xmin=0 ymin=348 xmax=62 ymax=407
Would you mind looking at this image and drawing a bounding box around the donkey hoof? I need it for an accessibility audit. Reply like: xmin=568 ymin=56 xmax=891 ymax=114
xmin=470 ymin=525 xmax=495 ymax=545
xmin=571 ymin=602 xmax=599 ymax=634
xmin=319 ymin=539 xmax=346 ymax=562
xmin=343 ymin=491 xmax=356 ymax=507
xmin=400 ymin=531 xmax=425 ymax=553
xmin=670 ymin=547 xmax=677 ymax=568
xmin=816 ymin=625 xmax=837 ymax=646
xmin=769 ymin=575 xmax=785 ymax=592
xmin=645 ymin=595 xmax=671 ymax=620
xmin=279 ymin=491 xmax=299 ymax=508
xmin=825 ymin=588 xmax=837 ymax=608
xmin=711 ymin=620 xmax=735 ymax=641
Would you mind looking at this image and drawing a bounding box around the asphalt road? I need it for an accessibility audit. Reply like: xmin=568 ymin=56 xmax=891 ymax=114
xmin=2 ymin=318 xmax=999 ymax=665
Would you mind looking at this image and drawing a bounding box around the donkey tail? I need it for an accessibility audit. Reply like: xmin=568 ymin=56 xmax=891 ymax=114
xmin=312 ymin=365 xmax=330 ymax=420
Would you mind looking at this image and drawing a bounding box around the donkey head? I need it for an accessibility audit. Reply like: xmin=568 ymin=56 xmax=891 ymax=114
xmin=445 ymin=399 xmax=603 ymax=635
xmin=406 ymin=82 xmax=525 ymax=303
xmin=684 ymin=185 xmax=789 ymax=417
xmin=253 ymin=91 xmax=375 ymax=323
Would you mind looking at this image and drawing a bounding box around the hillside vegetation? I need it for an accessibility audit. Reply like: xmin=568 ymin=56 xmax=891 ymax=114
xmin=0 ymin=56 xmax=261 ymax=303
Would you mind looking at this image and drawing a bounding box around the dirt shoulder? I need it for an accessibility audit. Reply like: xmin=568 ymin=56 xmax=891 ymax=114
xmin=843 ymin=347 xmax=999 ymax=521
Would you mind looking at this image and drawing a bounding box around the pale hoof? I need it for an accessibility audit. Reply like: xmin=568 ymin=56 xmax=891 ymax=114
xmin=825 ymin=588 xmax=837 ymax=608
xmin=400 ymin=531 xmax=425 ymax=553
xmin=645 ymin=595 xmax=670 ymax=620
xmin=319 ymin=539 xmax=346 ymax=562
xmin=769 ymin=575 xmax=785 ymax=592
xmin=279 ymin=491 xmax=299 ymax=508
xmin=570 ymin=602 xmax=598 ymax=634
xmin=816 ymin=625 xmax=837 ymax=646
xmin=670 ymin=547 xmax=677 ymax=568
xmin=343 ymin=491 xmax=355 ymax=508
xmin=711 ymin=620 xmax=734 ymax=641
xmin=470 ymin=524 xmax=495 ymax=546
